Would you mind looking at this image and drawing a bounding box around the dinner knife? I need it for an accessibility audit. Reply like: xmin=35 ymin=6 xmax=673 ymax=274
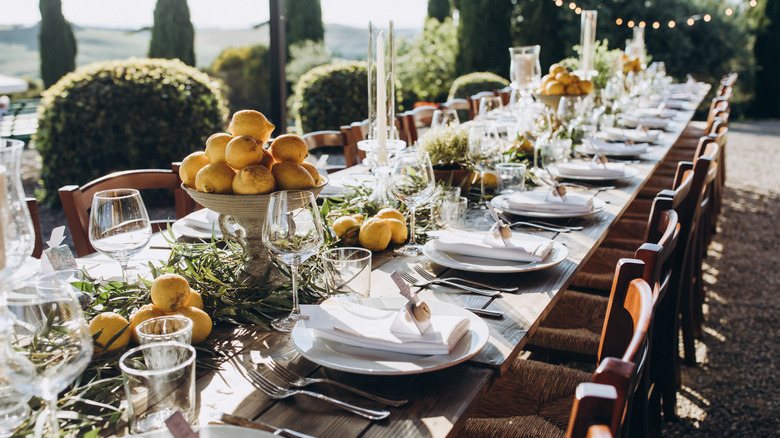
xmin=221 ymin=413 xmax=317 ymax=438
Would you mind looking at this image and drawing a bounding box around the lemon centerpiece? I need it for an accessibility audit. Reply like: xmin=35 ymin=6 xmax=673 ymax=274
xmin=534 ymin=63 xmax=594 ymax=111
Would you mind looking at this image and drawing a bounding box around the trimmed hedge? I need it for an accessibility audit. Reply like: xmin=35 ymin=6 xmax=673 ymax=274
xmin=211 ymin=44 xmax=271 ymax=115
xmin=35 ymin=57 xmax=229 ymax=204
xmin=448 ymin=71 xmax=510 ymax=100
xmin=293 ymin=61 xmax=367 ymax=133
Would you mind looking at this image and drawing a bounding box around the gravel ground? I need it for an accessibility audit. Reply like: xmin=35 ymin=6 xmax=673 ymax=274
xmin=23 ymin=121 xmax=780 ymax=435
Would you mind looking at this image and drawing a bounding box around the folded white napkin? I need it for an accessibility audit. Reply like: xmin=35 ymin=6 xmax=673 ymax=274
xmin=583 ymin=138 xmax=649 ymax=156
xmin=597 ymin=127 xmax=661 ymax=143
xmin=299 ymin=298 xmax=470 ymax=355
xmin=427 ymin=229 xmax=553 ymax=263
xmin=620 ymin=116 xmax=671 ymax=130
xmin=502 ymin=191 xmax=595 ymax=215
xmin=552 ymin=161 xmax=626 ymax=178
xmin=178 ymin=209 xmax=240 ymax=235
xmin=626 ymin=107 xmax=677 ymax=119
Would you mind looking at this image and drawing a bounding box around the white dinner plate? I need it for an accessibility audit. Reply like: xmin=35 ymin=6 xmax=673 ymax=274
xmin=490 ymin=195 xmax=607 ymax=218
xmin=171 ymin=209 xmax=242 ymax=240
xmin=548 ymin=164 xmax=640 ymax=181
xmin=575 ymin=144 xmax=650 ymax=157
xmin=422 ymin=238 xmax=568 ymax=274
xmin=291 ymin=297 xmax=489 ymax=376
xmin=132 ymin=424 xmax=274 ymax=437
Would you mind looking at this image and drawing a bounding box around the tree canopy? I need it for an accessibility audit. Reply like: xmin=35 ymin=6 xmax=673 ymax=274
xmin=39 ymin=0 xmax=76 ymax=89
xmin=148 ymin=0 xmax=195 ymax=66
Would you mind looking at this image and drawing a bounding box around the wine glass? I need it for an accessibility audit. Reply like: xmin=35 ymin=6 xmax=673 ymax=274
xmin=88 ymin=189 xmax=152 ymax=282
xmin=467 ymin=123 xmax=501 ymax=209
xmin=430 ymin=108 xmax=460 ymax=128
xmin=557 ymin=95 xmax=582 ymax=129
xmin=478 ymin=95 xmax=504 ymax=120
xmin=0 ymin=279 xmax=93 ymax=437
xmin=263 ymin=190 xmax=324 ymax=332
xmin=389 ymin=151 xmax=435 ymax=256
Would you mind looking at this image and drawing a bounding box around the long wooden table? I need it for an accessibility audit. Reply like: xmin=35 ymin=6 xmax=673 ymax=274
xmin=79 ymin=86 xmax=709 ymax=437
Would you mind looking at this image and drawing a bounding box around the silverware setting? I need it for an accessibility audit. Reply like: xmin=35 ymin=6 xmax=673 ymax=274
xmin=221 ymin=413 xmax=317 ymax=438
xmin=262 ymin=358 xmax=407 ymax=407
xmin=246 ymin=368 xmax=390 ymax=420
xmin=505 ymin=220 xmax=582 ymax=233
xmin=397 ymin=269 xmax=501 ymax=297
xmin=412 ymin=265 xmax=518 ymax=293
xmin=560 ymin=182 xmax=616 ymax=192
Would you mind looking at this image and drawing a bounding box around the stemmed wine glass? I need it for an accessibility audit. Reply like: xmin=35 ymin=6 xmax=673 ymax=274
xmin=0 ymin=279 xmax=93 ymax=437
xmin=88 ymin=189 xmax=152 ymax=282
xmin=263 ymin=190 xmax=324 ymax=332
xmin=430 ymin=108 xmax=460 ymax=129
xmin=389 ymin=151 xmax=435 ymax=256
xmin=478 ymin=95 xmax=504 ymax=120
xmin=468 ymin=123 xmax=501 ymax=209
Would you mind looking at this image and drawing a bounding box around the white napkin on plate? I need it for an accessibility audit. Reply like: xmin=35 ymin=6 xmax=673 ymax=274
xmin=427 ymin=229 xmax=553 ymax=263
xmin=552 ymin=162 xmax=626 ymax=178
xmin=598 ymin=127 xmax=661 ymax=143
xmin=502 ymin=191 xmax=595 ymax=215
xmin=178 ymin=208 xmax=220 ymax=232
xmin=620 ymin=115 xmax=671 ymax=130
xmin=584 ymin=138 xmax=649 ymax=156
xmin=299 ymin=298 xmax=470 ymax=355
xmin=627 ymin=107 xmax=677 ymax=119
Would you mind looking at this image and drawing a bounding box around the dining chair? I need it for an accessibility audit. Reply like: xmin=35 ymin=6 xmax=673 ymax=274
xmin=397 ymin=105 xmax=437 ymax=145
xmin=440 ymin=98 xmax=471 ymax=122
xmin=458 ymin=259 xmax=653 ymax=438
xmin=300 ymin=130 xmax=348 ymax=174
xmin=26 ymin=197 xmax=43 ymax=259
xmin=59 ymin=168 xmax=194 ymax=257
xmin=339 ymin=120 xmax=369 ymax=168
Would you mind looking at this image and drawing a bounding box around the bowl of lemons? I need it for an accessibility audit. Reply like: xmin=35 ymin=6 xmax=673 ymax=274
xmin=178 ymin=109 xmax=328 ymax=283
xmin=534 ymin=63 xmax=594 ymax=111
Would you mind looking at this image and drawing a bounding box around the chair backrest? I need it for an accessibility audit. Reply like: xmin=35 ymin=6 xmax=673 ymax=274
xmin=467 ymin=90 xmax=499 ymax=120
xmin=566 ymin=380 xmax=622 ymax=438
xmin=25 ymin=197 xmax=43 ymax=259
xmin=340 ymin=119 xmax=369 ymax=168
xmin=440 ymin=98 xmax=471 ymax=123
xmin=59 ymin=168 xmax=192 ymax=257
xmin=300 ymin=130 xmax=348 ymax=174
xmin=397 ymin=105 xmax=437 ymax=145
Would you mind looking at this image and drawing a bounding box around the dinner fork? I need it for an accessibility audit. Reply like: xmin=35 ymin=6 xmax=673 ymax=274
xmin=397 ymin=270 xmax=501 ymax=297
xmin=246 ymin=369 xmax=390 ymax=420
xmin=412 ymin=265 xmax=518 ymax=292
xmin=506 ymin=221 xmax=581 ymax=233
xmin=263 ymin=359 xmax=407 ymax=406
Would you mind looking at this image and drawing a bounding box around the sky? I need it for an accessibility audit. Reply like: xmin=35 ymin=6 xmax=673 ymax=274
xmin=1 ymin=0 xmax=428 ymax=29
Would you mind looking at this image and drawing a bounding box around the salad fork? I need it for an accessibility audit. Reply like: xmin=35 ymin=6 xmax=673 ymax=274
xmin=397 ymin=269 xmax=501 ymax=297
xmin=263 ymin=359 xmax=407 ymax=406
xmin=412 ymin=265 xmax=518 ymax=292
xmin=246 ymin=369 xmax=390 ymax=420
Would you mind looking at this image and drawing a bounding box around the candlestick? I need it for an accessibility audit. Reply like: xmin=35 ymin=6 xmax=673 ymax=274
xmin=376 ymin=32 xmax=388 ymax=163
xmin=580 ymin=10 xmax=597 ymax=79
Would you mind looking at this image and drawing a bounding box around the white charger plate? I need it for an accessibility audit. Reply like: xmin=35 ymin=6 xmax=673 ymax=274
xmin=548 ymin=164 xmax=640 ymax=181
xmin=422 ymin=238 xmax=568 ymax=274
xmin=491 ymin=195 xmax=606 ymax=218
xmin=132 ymin=424 xmax=274 ymax=437
xmin=575 ymin=143 xmax=650 ymax=157
xmin=291 ymin=297 xmax=489 ymax=375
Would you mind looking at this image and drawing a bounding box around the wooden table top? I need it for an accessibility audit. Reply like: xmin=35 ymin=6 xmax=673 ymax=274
xmin=78 ymin=87 xmax=710 ymax=438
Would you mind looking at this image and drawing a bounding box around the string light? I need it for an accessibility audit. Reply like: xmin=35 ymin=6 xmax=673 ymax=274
xmin=750 ymin=0 xmax=757 ymax=6
xmin=575 ymin=7 xmax=582 ymax=14
xmin=652 ymin=21 xmax=660 ymax=29
xmin=555 ymin=0 xmax=563 ymax=6
xmin=616 ymin=18 xmax=623 ymax=25
xmin=628 ymin=20 xmax=635 ymax=28
xmin=687 ymin=17 xmax=695 ymax=26
xmin=668 ymin=20 xmax=676 ymax=28
xmin=639 ymin=21 xmax=646 ymax=28
xmin=704 ymin=14 xmax=712 ymax=22
xmin=725 ymin=8 xmax=733 ymax=16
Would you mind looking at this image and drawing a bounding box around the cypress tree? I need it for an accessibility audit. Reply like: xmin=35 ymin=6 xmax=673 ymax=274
xmin=753 ymin=0 xmax=780 ymax=117
xmin=148 ymin=0 xmax=195 ymax=66
xmin=39 ymin=0 xmax=77 ymax=89
xmin=428 ymin=0 xmax=451 ymax=22
xmin=285 ymin=0 xmax=324 ymax=49
xmin=455 ymin=0 xmax=513 ymax=77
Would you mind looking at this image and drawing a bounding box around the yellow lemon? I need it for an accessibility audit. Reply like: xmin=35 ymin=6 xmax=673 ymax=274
xmin=179 ymin=151 xmax=210 ymax=188
xmin=173 ymin=307 xmax=213 ymax=344
xmin=259 ymin=147 xmax=276 ymax=168
xmin=332 ymin=216 xmax=360 ymax=246
xmin=233 ymin=164 xmax=276 ymax=194
xmin=579 ymin=80 xmax=594 ymax=94
xmin=195 ymin=162 xmax=235 ymax=194
xmin=151 ymin=273 xmax=192 ymax=312
xmin=300 ymin=162 xmax=321 ymax=185
xmin=375 ymin=208 xmax=405 ymax=222
xmin=204 ymin=133 xmax=233 ymax=164
xmin=541 ymin=73 xmax=556 ymax=87
xmin=271 ymin=161 xmax=315 ymax=190
xmin=565 ymin=84 xmax=582 ymax=95
xmin=473 ymin=171 xmax=498 ymax=189
xmin=549 ymin=63 xmax=566 ymax=75
xmin=89 ymin=312 xmax=131 ymax=353
xmin=229 ymin=110 xmax=275 ymax=144
xmin=352 ymin=213 xmax=365 ymax=224
xmin=555 ymin=72 xmax=573 ymax=86
xmin=358 ymin=217 xmax=392 ymax=251
xmin=543 ymin=81 xmax=565 ymax=95
xmin=128 ymin=304 xmax=167 ymax=344
xmin=384 ymin=218 xmax=408 ymax=245
xmin=187 ymin=289 xmax=204 ymax=310
xmin=225 ymin=135 xmax=263 ymax=169
xmin=268 ymin=134 xmax=308 ymax=164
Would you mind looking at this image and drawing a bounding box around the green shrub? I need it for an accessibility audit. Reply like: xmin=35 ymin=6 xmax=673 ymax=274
xmin=397 ymin=17 xmax=458 ymax=105
xmin=293 ymin=61 xmax=367 ymax=133
xmin=35 ymin=57 xmax=229 ymax=204
xmin=211 ymin=45 xmax=271 ymax=115
xmin=448 ymin=71 xmax=510 ymax=100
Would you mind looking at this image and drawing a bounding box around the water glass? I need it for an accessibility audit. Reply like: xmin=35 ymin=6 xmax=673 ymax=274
xmin=322 ymin=247 xmax=372 ymax=300
xmin=442 ymin=186 xmax=461 ymax=202
xmin=570 ymin=124 xmax=597 ymax=147
xmin=440 ymin=196 xmax=468 ymax=229
xmin=495 ymin=163 xmax=527 ymax=194
xmin=478 ymin=95 xmax=504 ymax=120
xmin=431 ymin=108 xmax=460 ymax=128
xmin=120 ymin=342 xmax=196 ymax=434
xmin=136 ymin=315 xmax=193 ymax=346
xmin=541 ymin=139 xmax=573 ymax=168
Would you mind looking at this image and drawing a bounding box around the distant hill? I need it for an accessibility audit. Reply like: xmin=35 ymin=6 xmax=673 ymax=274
xmin=0 ymin=23 xmax=420 ymax=82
